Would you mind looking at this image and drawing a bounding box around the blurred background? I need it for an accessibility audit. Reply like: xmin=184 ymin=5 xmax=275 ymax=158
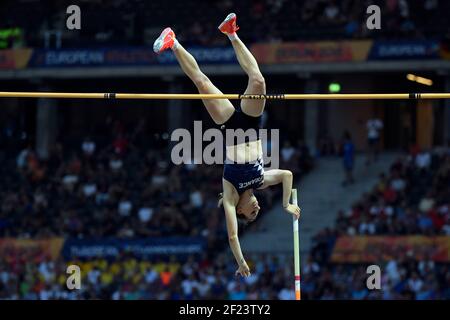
xmin=0 ymin=0 xmax=449 ymax=300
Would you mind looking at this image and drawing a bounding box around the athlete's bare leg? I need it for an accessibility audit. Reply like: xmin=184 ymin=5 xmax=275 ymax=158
xmin=219 ymin=13 xmax=266 ymax=117
xmin=154 ymin=28 xmax=234 ymax=125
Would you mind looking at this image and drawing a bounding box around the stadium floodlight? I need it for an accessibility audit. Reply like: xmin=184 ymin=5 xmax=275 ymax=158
xmin=406 ymin=74 xmax=433 ymax=86
xmin=328 ymin=82 xmax=341 ymax=93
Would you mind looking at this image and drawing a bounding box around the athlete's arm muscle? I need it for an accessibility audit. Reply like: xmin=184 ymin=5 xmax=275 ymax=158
xmin=259 ymin=169 xmax=300 ymax=219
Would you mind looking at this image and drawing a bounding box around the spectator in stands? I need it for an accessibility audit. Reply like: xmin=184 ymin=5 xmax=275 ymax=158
xmin=366 ymin=116 xmax=383 ymax=166
xmin=2 ymin=0 xmax=449 ymax=49
xmin=81 ymin=137 xmax=96 ymax=158
xmin=341 ymin=131 xmax=355 ymax=186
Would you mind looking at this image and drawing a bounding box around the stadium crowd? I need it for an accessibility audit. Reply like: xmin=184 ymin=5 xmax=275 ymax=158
xmin=1 ymin=139 xmax=448 ymax=299
xmin=333 ymin=147 xmax=449 ymax=237
xmin=0 ymin=113 xmax=315 ymax=299
xmin=0 ymin=249 xmax=299 ymax=300
xmin=0 ymin=119 xmax=312 ymax=243
xmin=3 ymin=138 xmax=224 ymax=243
xmin=0 ymin=0 xmax=447 ymax=49
xmin=305 ymin=146 xmax=450 ymax=299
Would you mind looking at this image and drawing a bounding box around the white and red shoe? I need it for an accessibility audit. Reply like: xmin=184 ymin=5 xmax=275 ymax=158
xmin=153 ymin=27 xmax=176 ymax=54
xmin=218 ymin=13 xmax=240 ymax=35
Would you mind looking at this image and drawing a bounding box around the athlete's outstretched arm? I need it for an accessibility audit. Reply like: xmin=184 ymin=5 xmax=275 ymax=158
xmin=222 ymin=197 xmax=250 ymax=277
xmin=259 ymin=169 xmax=301 ymax=219
xmin=222 ymin=179 xmax=250 ymax=277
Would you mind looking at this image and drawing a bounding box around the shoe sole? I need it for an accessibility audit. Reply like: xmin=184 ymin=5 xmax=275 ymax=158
xmin=218 ymin=13 xmax=236 ymax=32
xmin=153 ymin=28 xmax=172 ymax=53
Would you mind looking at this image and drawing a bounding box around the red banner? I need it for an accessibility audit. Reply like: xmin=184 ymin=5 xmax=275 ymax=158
xmin=331 ymin=236 xmax=450 ymax=263
xmin=0 ymin=238 xmax=64 ymax=261
xmin=251 ymin=40 xmax=372 ymax=64
xmin=0 ymin=49 xmax=32 ymax=69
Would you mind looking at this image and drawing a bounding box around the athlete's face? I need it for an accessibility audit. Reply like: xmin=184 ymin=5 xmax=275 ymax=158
xmin=237 ymin=192 xmax=260 ymax=222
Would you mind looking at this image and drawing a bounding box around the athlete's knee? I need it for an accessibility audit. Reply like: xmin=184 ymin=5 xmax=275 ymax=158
xmin=249 ymin=73 xmax=265 ymax=90
xmin=193 ymin=74 xmax=211 ymax=92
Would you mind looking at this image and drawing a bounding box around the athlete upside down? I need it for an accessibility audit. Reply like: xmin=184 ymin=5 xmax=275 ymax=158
xmin=154 ymin=13 xmax=301 ymax=277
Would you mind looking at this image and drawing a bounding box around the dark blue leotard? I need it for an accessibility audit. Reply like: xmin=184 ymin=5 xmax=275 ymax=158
xmin=221 ymin=105 xmax=264 ymax=195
